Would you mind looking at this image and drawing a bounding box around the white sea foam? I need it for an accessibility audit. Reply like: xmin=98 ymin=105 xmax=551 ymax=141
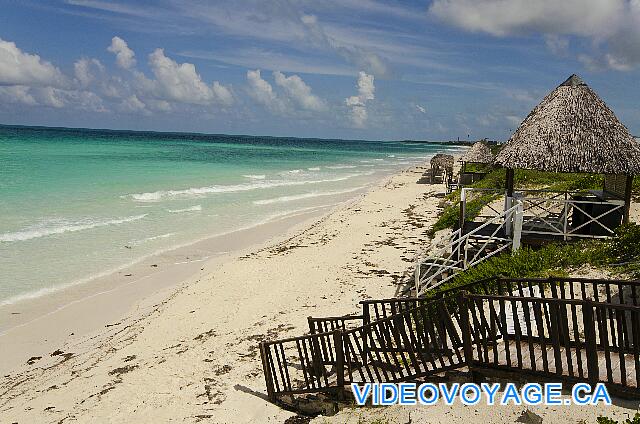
xmin=130 ymin=232 xmax=176 ymax=246
xmin=0 ymin=214 xmax=148 ymax=243
xmin=167 ymin=205 xmax=203 ymax=213
xmin=307 ymin=167 xmax=321 ymax=171
xmin=125 ymin=174 xmax=363 ymax=202
xmin=325 ymin=164 xmax=358 ymax=169
xmin=253 ymin=186 xmax=366 ymax=205
xmin=243 ymin=174 xmax=266 ymax=180
xmin=280 ymin=169 xmax=302 ymax=175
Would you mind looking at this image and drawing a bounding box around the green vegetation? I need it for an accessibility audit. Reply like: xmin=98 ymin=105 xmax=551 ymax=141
xmin=425 ymin=164 xmax=640 ymax=290
xmin=427 ymin=167 xmax=604 ymax=237
xmin=435 ymin=223 xmax=640 ymax=292
xmin=597 ymin=413 xmax=640 ymax=424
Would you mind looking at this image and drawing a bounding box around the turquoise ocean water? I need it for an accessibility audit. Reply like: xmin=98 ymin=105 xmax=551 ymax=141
xmin=0 ymin=125 xmax=458 ymax=305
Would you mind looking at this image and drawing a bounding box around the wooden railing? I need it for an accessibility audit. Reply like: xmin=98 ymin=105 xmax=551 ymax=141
xmin=414 ymin=202 xmax=522 ymax=296
xmin=466 ymin=293 xmax=640 ymax=392
xmin=461 ymin=188 xmax=625 ymax=240
xmin=260 ymin=277 xmax=640 ymax=403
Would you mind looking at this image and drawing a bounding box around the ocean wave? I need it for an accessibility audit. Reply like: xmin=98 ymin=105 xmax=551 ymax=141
xmin=254 ymin=186 xmax=366 ymax=205
xmin=307 ymin=167 xmax=321 ymax=171
xmin=167 ymin=205 xmax=202 ymax=213
xmin=125 ymin=174 xmax=363 ymax=202
xmin=280 ymin=169 xmax=302 ymax=176
xmin=325 ymin=164 xmax=358 ymax=169
xmin=130 ymin=232 xmax=176 ymax=246
xmin=243 ymin=174 xmax=266 ymax=180
xmin=0 ymin=214 xmax=148 ymax=243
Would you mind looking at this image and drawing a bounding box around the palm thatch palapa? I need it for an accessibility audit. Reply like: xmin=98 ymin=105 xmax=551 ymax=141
xmin=459 ymin=142 xmax=494 ymax=185
xmin=430 ymin=153 xmax=454 ymax=184
xmin=430 ymin=153 xmax=454 ymax=172
xmin=495 ymin=74 xmax=640 ymax=223
xmin=461 ymin=142 xmax=494 ymax=165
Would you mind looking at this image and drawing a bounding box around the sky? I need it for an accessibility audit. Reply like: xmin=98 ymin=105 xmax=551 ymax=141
xmin=0 ymin=0 xmax=639 ymax=141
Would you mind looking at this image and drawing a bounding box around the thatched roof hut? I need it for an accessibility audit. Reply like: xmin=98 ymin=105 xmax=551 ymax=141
xmin=461 ymin=142 xmax=493 ymax=164
xmin=495 ymin=74 xmax=640 ymax=174
xmin=429 ymin=153 xmax=455 ymax=185
xmin=431 ymin=153 xmax=454 ymax=171
xmin=495 ymin=74 xmax=640 ymax=223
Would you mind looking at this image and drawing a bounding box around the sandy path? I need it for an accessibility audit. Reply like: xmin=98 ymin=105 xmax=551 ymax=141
xmin=0 ymin=165 xmax=442 ymax=423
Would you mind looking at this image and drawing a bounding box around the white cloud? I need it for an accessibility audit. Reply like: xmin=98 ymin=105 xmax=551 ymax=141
xmin=0 ymin=85 xmax=107 ymax=112
xmin=429 ymin=0 xmax=623 ymax=37
xmin=146 ymin=98 xmax=172 ymax=112
xmin=300 ymin=14 xmax=390 ymax=78
xmin=66 ymin=89 xmax=107 ymax=112
xmin=107 ymin=36 xmax=136 ymax=69
xmin=0 ymin=85 xmax=37 ymax=105
xmin=146 ymin=48 xmax=234 ymax=106
xmin=273 ymin=71 xmax=326 ymax=111
xmin=345 ymin=71 xmax=375 ymax=127
xmin=211 ymin=81 xmax=234 ymax=106
xmin=119 ymin=94 xmax=149 ymax=114
xmin=544 ymin=35 xmax=569 ymax=56
xmin=74 ymin=57 xmax=104 ymax=87
xmin=0 ymin=36 xmax=238 ymax=116
xmin=416 ymin=104 xmax=426 ymax=114
xmin=0 ymin=38 xmax=68 ymax=87
xmin=246 ymin=69 xmax=285 ymax=113
xmin=429 ymin=0 xmax=640 ymax=71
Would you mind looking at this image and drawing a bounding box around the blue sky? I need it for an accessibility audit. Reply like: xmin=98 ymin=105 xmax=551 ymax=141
xmin=0 ymin=0 xmax=639 ymax=140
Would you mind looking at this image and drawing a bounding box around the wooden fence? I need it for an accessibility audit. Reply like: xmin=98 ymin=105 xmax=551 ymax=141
xmin=260 ymin=277 xmax=640 ymax=403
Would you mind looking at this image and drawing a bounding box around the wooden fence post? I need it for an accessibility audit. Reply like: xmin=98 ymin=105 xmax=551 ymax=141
xmin=458 ymin=292 xmax=474 ymax=372
xmin=459 ymin=188 xmax=467 ymax=230
xmin=512 ymin=201 xmax=523 ymax=252
xmin=259 ymin=342 xmax=276 ymax=402
xmin=333 ymin=330 xmax=345 ymax=400
xmin=362 ymin=306 xmax=371 ymax=363
xmin=582 ymin=300 xmax=599 ymax=385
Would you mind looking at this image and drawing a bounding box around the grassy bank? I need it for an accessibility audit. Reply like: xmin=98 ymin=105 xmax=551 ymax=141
xmin=429 ymin=168 xmax=607 ymax=236
xmin=446 ymin=223 xmax=640 ymax=289
xmin=427 ymin=168 xmax=640 ymax=290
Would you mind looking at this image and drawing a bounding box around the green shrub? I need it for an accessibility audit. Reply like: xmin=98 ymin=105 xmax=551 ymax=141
xmin=427 ymin=168 xmax=607 ymax=237
xmin=429 ymin=203 xmax=460 ymax=236
xmin=435 ymin=223 xmax=639 ymax=293
xmin=607 ymin=223 xmax=640 ymax=263
xmin=597 ymin=413 xmax=640 ymax=424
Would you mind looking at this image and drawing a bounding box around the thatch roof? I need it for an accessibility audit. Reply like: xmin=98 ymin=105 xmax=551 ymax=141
xmin=461 ymin=142 xmax=493 ymax=164
xmin=495 ymin=74 xmax=640 ymax=175
xmin=431 ymin=153 xmax=454 ymax=170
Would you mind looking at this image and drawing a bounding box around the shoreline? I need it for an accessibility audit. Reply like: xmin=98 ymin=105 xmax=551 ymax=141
xmin=2 ymin=158 xmax=638 ymax=423
xmin=0 ymin=168 xmax=403 ymax=375
xmin=0 ymin=163 xmax=441 ymax=422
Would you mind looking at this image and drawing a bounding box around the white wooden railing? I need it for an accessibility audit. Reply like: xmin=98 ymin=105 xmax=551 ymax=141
xmin=462 ymin=188 xmax=624 ymax=240
xmin=415 ymin=201 xmax=523 ymax=296
xmin=513 ymin=189 xmax=624 ymax=240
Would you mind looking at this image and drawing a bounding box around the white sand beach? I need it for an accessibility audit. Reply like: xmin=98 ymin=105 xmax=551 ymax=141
xmin=0 ymin=163 xmax=443 ymax=422
xmin=1 ymin=162 xmax=638 ymax=423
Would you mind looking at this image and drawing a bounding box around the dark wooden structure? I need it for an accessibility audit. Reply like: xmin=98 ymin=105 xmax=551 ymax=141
xmin=261 ymin=276 xmax=640 ymax=404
